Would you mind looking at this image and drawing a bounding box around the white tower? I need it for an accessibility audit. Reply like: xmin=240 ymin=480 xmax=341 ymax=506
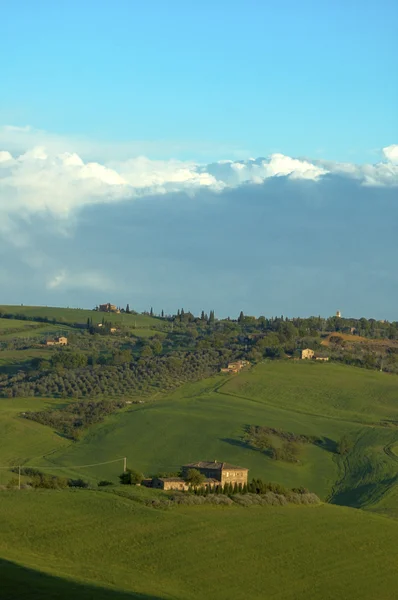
xmin=336 ymin=310 xmax=341 ymax=318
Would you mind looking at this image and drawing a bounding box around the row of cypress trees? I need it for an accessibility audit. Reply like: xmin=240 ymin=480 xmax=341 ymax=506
xmin=190 ymin=478 xmax=291 ymax=497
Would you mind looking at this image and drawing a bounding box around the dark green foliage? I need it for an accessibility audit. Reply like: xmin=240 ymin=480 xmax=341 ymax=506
xmin=119 ymin=469 xmax=144 ymax=485
xmin=184 ymin=468 xmax=205 ymax=486
xmin=68 ymin=479 xmax=89 ymax=488
xmin=24 ymin=399 xmax=125 ymax=439
xmin=98 ymin=480 xmax=114 ymax=487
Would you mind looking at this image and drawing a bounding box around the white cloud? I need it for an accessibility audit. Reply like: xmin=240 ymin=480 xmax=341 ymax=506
xmin=0 ymin=129 xmax=397 ymax=229
xmin=47 ymin=270 xmax=113 ymax=292
xmin=383 ymin=145 xmax=398 ymax=164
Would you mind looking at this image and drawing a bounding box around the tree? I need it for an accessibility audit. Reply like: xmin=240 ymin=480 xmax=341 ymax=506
xmin=126 ymin=304 xmax=130 ymax=314
xmin=184 ymin=468 xmax=205 ymax=487
xmin=150 ymin=307 xmax=154 ymax=317
xmin=119 ymin=469 xmax=143 ymax=485
xmin=238 ymin=311 xmax=244 ymax=323
xmin=161 ymin=309 xmax=164 ymax=318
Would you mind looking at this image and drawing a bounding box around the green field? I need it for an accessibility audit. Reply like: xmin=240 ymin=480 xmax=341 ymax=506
xmin=2 ymin=361 xmax=397 ymax=510
xmin=2 ymin=360 xmax=398 ymax=597
xmin=0 ymin=305 xmax=165 ymax=334
xmin=1 ymin=490 xmax=398 ymax=600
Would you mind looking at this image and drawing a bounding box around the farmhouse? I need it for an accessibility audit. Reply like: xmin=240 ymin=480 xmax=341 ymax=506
xmin=301 ymin=348 xmax=314 ymax=360
xmin=221 ymin=360 xmax=250 ymax=374
xmin=46 ymin=336 xmax=68 ymax=346
xmin=99 ymin=303 xmax=119 ymax=313
xmin=182 ymin=461 xmax=248 ymax=485
xmin=143 ymin=461 xmax=249 ymax=490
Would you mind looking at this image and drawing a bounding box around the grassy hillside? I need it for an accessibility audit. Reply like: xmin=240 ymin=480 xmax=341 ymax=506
xmin=0 ymin=305 xmax=165 ymax=333
xmin=2 ymin=362 xmax=398 ymax=504
xmin=1 ymin=490 xmax=398 ymax=600
xmin=0 ymin=398 xmax=70 ymax=475
xmin=9 ymin=362 xmax=395 ymax=510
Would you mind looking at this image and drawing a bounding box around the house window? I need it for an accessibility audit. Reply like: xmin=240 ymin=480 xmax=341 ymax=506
xmin=226 ymin=472 xmax=229 ymax=477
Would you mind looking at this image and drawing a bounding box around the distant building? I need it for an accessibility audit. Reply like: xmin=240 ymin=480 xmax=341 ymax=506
xmin=182 ymin=461 xmax=248 ymax=485
xmin=110 ymin=327 xmax=117 ymax=333
xmin=99 ymin=303 xmax=118 ymax=313
xmin=142 ymin=461 xmax=249 ymax=490
xmin=220 ymin=360 xmax=250 ymax=374
xmin=46 ymin=336 xmax=68 ymax=346
xmin=336 ymin=310 xmax=342 ymax=318
xmin=301 ymin=348 xmax=315 ymax=360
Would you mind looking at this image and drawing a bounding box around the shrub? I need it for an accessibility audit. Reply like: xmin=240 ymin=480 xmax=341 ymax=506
xmin=98 ymin=480 xmax=114 ymax=487
xmin=119 ymin=469 xmax=144 ymax=485
xmin=68 ymin=478 xmax=89 ymax=488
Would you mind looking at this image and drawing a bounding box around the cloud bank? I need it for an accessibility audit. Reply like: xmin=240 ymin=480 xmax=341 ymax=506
xmin=1 ymin=128 xmax=398 ymax=318
xmin=0 ymin=135 xmax=397 ymax=222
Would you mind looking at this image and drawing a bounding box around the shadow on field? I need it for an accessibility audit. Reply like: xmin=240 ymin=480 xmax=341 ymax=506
xmin=0 ymin=558 xmax=164 ymax=600
xmin=314 ymin=437 xmax=338 ymax=454
xmin=330 ymin=477 xmax=397 ymax=508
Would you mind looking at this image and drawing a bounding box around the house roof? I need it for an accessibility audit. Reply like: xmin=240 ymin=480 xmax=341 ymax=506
xmin=183 ymin=461 xmax=248 ymax=471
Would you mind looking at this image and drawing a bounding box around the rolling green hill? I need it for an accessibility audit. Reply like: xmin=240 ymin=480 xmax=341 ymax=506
xmin=0 ymin=305 xmax=166 ymax=335
xmin=1 ymin=361 xmax=397 ymax=512
xmin=2 ymin=358 xmax=398 ymax=597
xmin=1 ymin=490 xmax=398 ymax=600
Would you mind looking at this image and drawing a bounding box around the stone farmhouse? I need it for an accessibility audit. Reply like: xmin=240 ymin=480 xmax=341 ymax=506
xmin=300 ymin=348 xmax=329 ymax=361
xmin=182 ymin=461 xmax=249 ymax=485
xmin=98 ymin=303 xmax=120 ymax=313
xmin=46 ymin=336 xmax=68 ymax=346
xmin=144 ymin=461 xmax=249 ymax=491
xmin=220 ymin=360 xmax=250 ymax=374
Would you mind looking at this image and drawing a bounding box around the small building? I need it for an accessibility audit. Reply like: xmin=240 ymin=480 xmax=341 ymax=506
xmin=151 ymin=477 xmax=190 ymax=491
xmin=315 ymin=355 xmax=329 ymax=362
xmin=46 ymin=336 xmax=68 ymax=346
xmin=110 ymin=327 xmax=117 ymax=333
xmin=182 ymin=461 xmax=248 ymax=485
xmin=336 ymin=310 xmax=342 ymax=318
xmin=301 ymin=348 xmax=314 ymax=360
xmin=99 ymin=303 xmax=118 ymax=313
xmin=221 ymin=360 xmax=250 ymax=374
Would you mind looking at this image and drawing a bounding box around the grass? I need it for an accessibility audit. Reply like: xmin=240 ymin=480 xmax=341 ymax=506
xmin=2 ymin=360 xmax=398 ymax=597
xmin=0 ymin=305 xmax=166 ymax=333
xmin=0 ymin=348 xmax=51 ymax=374
xmin=1 ymin=489 xmax=398 ymax=599
xmin=0 ymin=398 xmax=70 ymax=475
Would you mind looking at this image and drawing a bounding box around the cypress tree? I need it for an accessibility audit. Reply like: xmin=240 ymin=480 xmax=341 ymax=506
xmin=150 ymin=307 xmax=154 ymax=317
xmin=126 ymin=304 xmax=130 ymax=314
xmin=238 ymin=310 xmax=244 ymax=323
xmin=161 ymin=309 xmax=164 ymax=318
xmin=201 ymin=310 xmax=205 ymax=321
xmin=233 ymin=482 xmax=238 ymax=494
xmin=242 ymin=482 xmax=248 ymax=494
xmin=223 ymin=482 xmax=229 ymax=495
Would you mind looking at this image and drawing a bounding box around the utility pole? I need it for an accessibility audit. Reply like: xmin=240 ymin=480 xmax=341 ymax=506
xmin=18 ymin=466 xmax=21 ymax=490
xmin=123 ymin=457 xmax=127 ymax=473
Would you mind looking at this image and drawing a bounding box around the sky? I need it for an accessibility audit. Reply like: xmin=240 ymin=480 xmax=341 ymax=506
xmin=1 ymin=0 xmax=398 ymax=319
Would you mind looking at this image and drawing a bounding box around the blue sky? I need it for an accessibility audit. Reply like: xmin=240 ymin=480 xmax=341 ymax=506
xmin=0 ymin=1 xmax=397 ymax=319
xmin=1 ymin=0 xmax=397 ymax=162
